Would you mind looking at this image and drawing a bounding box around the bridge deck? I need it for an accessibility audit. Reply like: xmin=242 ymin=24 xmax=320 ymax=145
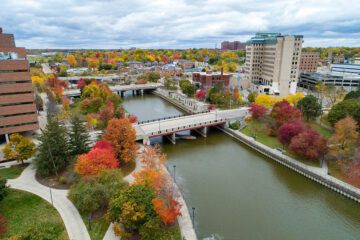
xmin=134 ymin=109 xmax=248 ymax=140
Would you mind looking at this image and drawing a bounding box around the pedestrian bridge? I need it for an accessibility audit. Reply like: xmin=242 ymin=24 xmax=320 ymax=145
xmin=65 ymin=83 xmax=163 ymax=97
xmin=134 ymin=108 xmax=248 ymax=144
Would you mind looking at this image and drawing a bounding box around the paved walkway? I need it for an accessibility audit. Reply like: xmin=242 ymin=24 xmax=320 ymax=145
xmin=7 ymin=164 xmax=91 ymax=240
xmin=103 ymin=145 xmax=197 ymax=240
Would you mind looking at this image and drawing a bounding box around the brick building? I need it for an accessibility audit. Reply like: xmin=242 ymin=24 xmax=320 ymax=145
xmin=300 ymin=52 xmax=319 ymax=73
xmin=0 ymin=28 xmax=39 ymax=142
xmin=192 ymin=70 xmax=232 ymax=89
xmin=221 ymin=41 xmax=246 ymax=51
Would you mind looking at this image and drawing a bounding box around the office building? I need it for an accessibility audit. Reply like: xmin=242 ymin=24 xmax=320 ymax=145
xmin=192 ymin=70 xmax=232 ymax=89
xmin=245 ymin=32 xmax=303 ymax=96
xmin=0 ymin=28 xmax=39 ymax=142
xmin=300 ymin=52 xmax=319 ymax=73
xmin=221 ymin=41 xmax=246 ymax=51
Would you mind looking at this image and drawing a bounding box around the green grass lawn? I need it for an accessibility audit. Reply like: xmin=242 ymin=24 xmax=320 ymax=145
xmin=0 ymin=189 xmax=68 ymax=239
xmin=309 ymin=120 xmax=332 ymax=139
xmin=240 ymin=118 xmax=321 ymax=167
xmin=81 ymin=213 xmax=110 ymax=240
xmin=0 ymin=165 xmax=27 ymax=179
xmin=320 ymin=114 xmax=332 ymax=128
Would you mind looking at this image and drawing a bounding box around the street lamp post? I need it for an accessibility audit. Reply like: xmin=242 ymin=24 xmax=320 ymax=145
xmin=49 ymin=184 xmax=53 ymax=205
xmin=173 ymin=165 xmax=176 ymax=182
xmin=192 ymin=207 xmax=195 ymax=229
xmin=87 ymin=215 xmax=92 ymax=230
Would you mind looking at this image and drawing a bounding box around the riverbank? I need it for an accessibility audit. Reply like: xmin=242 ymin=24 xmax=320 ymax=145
xmin=220 ymin=127 xmax=360 ymax=203
xmin=155 ymin=88 xmax=360 ymax=204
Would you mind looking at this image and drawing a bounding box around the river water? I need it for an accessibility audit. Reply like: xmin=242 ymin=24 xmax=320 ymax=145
xmin=122 ymin=94 xmax=360 ymax=240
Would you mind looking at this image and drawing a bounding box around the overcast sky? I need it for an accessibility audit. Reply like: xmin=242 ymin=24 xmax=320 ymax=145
xmin=1 ymin=0 xmax=360 ymax=49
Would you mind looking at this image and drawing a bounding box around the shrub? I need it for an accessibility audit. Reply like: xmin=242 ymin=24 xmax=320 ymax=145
xmin=229 ymin=121 xmax=240 ymax=130
xmin=0 ymin=214 xmax=7 ymax=238
xmin=68 ymin=169 xmax=127 ymax=215
xmin=0 ymin=177 xmax=8 ymax=202
xmin=57 ymin=177 xmax=67 ymax=184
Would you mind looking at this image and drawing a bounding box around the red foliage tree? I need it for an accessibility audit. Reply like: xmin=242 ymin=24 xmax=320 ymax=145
xmin=0 ymin=214 xmax=7 ymax=238
xmin=196 ymin=89 xmax=206 ymax=99
xmin=128 ymin=115 xmax=138 ymax=123
xmin=93 ymin=140 xmax=113 ymax=151
xmin=208 ymin=104 xmax=216 ymax=110
xmin=274 ymin=104 xmax=302 ymax=127
xmin=289 ymin=129 xmax=328 ymax=160
xmin=77 ymin=78 xmax=87 ymax=89
xmin=99 ymin=101 xmax=115 ymax=123
xmin=152 ymin=197 xmax=182 ymax=226
xmin=271 ymin=99 xmax=290 ymax=118
xmin=346 ymin=160 xmax=360 ymax=186
xmin=173 ymin=53 xmax=180 ymax=60
xmin=74 ymin=148 xmax=118 ymax=176
xmin=249 ymin=103 xmax=267 ymax=119
xmin=277 ymin=120 xmax=304 ymax=145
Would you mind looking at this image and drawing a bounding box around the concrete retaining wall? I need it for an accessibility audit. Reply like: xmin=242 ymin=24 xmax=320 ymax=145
xmin=220 ymin=127 xmax=360 ymax=203
xmin=153 ymin=90 xmax=194 ymax=114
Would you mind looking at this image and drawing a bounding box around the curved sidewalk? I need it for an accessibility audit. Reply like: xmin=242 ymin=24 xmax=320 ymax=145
xmin=7 ymin=164 xmax=91 ymax=240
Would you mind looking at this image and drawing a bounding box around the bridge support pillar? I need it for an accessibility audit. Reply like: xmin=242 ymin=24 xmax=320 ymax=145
xmin=193 ymin=126 xmax=208 ymax=138
xmin=121 ymin=91 xmax=124 ymax=97
xmin=165 ymin=133 xmax=176 ymax=144
xmin=132 ymin=90 xmax=135 ymax=96
xmin=136 ymin=90 xmax=141 ymax=95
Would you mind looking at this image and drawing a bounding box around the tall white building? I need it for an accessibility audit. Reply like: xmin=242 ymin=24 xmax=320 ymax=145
xmin=245 ymin=32 xmax=303 ymax=97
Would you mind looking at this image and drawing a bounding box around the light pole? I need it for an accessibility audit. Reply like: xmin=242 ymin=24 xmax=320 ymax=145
xmin=192 ymin=207 xmax=195 ymax=229
xmin=87 ymin=215 xmax=92 ymax=230
xmin=49 ymin=183 xmax=54 ymax=205
xmin=173 ymin=165 xmax=176 ymax=182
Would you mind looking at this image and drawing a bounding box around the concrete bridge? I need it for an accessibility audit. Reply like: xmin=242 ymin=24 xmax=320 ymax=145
xmin=64 ymin=83 xmax=163 ymax=98
xmin=134 ymin=108 xmax=248 ymax=144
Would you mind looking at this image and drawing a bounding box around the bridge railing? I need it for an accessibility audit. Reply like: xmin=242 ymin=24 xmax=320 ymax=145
xmin=146 ymin=118 xmax=226 ymax=137
xmin=137 ymin=110 xmax=211 ymax=125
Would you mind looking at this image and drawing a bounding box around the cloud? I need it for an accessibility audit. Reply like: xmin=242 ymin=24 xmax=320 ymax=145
xmin=0 ymin=0 xmax=359 ymax=48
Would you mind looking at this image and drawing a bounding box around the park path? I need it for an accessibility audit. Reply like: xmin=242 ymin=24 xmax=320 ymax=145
xmin=103 ymin=145 xmax=197 ymax=240
xmin=7 ymin=164 xmax=91 ymax=240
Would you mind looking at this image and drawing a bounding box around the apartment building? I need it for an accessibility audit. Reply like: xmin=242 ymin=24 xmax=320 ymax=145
xmin=300 ymin=52 xmax=319 ymax=73
xmin=0 ymin=28 xmax=39 ymax=142
xmin=245 ymin=32 xmax=303 ymax=96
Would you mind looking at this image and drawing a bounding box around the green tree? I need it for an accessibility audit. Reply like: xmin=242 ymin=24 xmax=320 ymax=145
xmin=344 ymin=89 xmax=360 ymax=101
xmin=33 ymin=119 xmax=69 ymax=176
xmin=247 ymin=92 xmax=256 ymax=103
xmin=68 ymin=115 xmax=91 ymax=155
xmin=0 ymin=178 xmax=8 ymax=202
xmin=58 ymin=65 xmax=68 ymax=77
xmin=2 ymin=133 xmax=36 ymax=165
xmin=328 ymin=99 xmax=360 ymax=126
xmin=297 ymin=95 xmax=322 ymax=121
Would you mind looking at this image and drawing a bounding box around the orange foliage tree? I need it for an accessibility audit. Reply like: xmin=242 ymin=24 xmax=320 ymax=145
xmin=102 ymin=118 xmax=139 ymax=165
xmin=152 ymin=197 xmax=182 ymax=226
xmin=74 ymin=148 xmax=118 ymax=176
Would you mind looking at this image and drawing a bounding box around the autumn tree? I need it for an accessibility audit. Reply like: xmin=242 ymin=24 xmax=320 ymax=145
xmin=108 ymin=184 xmax=156 ymax=234
xmin=196 ymin=89 xmax=206 ymax=99
xmin=152 ymin=197 xmax=182 ymax=226
xmin=102 ymin=118 xmax=139 ymax=165
xmin=328 ymin=116 xmax=359 ymax=162
xmin=68 ymin=115 xmax=91 ymax=155
xmin=249 ymin=103 xmax=267 ymax=119
xmin=282 ymin=93 xmax=304 ymax=106
xmin=255 ymin=94 xmax=278 ymax=108
xmin=277 ymin=120 xmax=304 ymax=145
xmin=232 ymin=87 xmax=242 ymax=104
xmin=297 ymin=95 xmax=322 ymax=121
xmin=289 ymin=129 xmax=328 ymax=160
xmin=67 ymin=54 xmax=77 ymax=67
xmin=2 ymin=133 xmax=36 ymax=165
xmin=75 ymin=147 xmax=119 ymax=176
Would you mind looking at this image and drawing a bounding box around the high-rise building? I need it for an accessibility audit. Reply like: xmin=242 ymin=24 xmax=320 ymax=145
xmin=245 ymin=32 xmax=303 ymax=96
xmin=300 ymin=52 xmax=319 ymax=73
xmin=0 ymin=28 xmax=39 ymax=142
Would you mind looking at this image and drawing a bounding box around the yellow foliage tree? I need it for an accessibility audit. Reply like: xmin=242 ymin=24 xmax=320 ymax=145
xmin=31 ymin=76 xmax=45 ymax=92
xmin=282 ymin=92 xmax=304 ymax=106
xmin=255 ymin=94 xmax=279 ymax=108
xmin=67 ymin=55 xmax=77 ymax=67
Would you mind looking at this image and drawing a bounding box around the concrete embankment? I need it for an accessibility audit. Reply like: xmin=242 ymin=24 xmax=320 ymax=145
xmin=220 ymin=127 xmax=360 ymax=203
xmin=153 ymin=90 xmax=195 ymax=114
